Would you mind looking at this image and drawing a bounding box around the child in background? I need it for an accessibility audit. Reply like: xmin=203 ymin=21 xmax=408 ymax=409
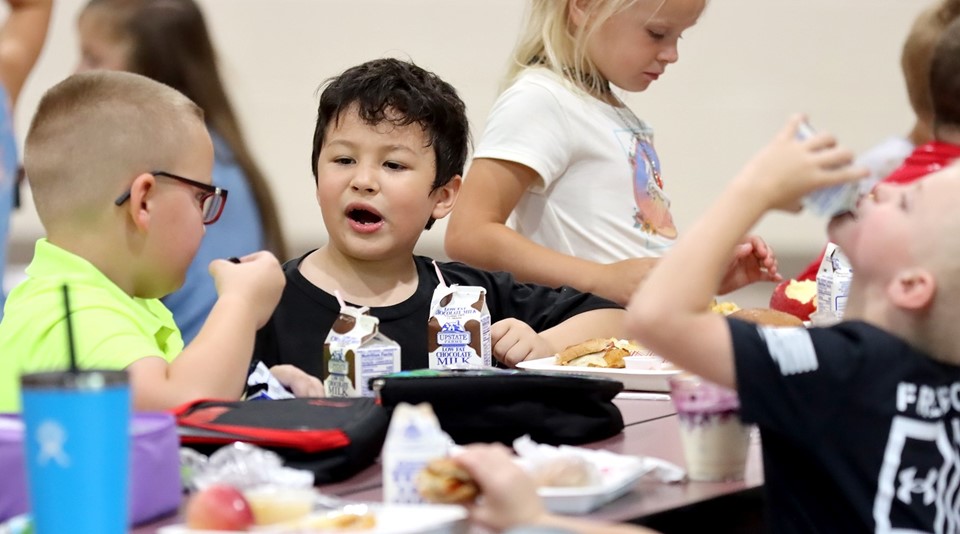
xmin=852 ymin=0 xmax=960 ymax=188
xmin=0 ymin=71 xmax=320 ymax=412
xmin=627 ymin=114 xmax=960 ymax=531
xmin=796 ymin=0 xmax=960 ymax=281
xmin=254 ymin=58 xmax=625 ymax=378
xmin=75 ymin=0 xmax=287 ymax=343
xmin=0 ymin=0 xmax=52 ymax=322
xmin=445 ymin=0 xmax=779 ymax=305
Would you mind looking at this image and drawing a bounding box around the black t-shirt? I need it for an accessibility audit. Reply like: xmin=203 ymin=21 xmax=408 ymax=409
xmin=731 ymin=319 xmax=960 ymax=533
xmin=254 ymin=252 xmax=621 ymax=378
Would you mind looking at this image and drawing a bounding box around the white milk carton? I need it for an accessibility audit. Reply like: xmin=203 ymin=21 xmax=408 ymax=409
xmin=427 ymin=263 xmax=492 ymax=368
xmin=381 ymin=403 xmax=451 ymax=504
xmin=795 ymin=121 xmax=862 ymax=217
xmin=323 ymin=303 xmax=401 ymax=398
xmin=812 ymin=243 xmax=853 ymax=326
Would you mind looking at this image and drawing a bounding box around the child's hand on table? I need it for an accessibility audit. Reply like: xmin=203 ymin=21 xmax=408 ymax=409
xmin=269 ymin=364 xmax=324 ymax=397
xmin=491 ymin=318 xmax=553 ymax=367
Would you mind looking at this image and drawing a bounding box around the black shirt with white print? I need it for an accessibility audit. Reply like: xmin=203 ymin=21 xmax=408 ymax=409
xmin=254 ymin=252 xmax=621 ymax=379
xmin=731 ymin=319 xmax=960 ymax=534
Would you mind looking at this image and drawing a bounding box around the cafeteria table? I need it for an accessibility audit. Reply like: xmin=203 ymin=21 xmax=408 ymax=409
xmin=133 ymin=398 xmax=765 ymax=532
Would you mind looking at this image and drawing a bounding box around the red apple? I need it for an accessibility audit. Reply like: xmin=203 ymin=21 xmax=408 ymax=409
xmin=769 ymin=279 xmax=817 ymax=321
xmin=185 ymin=484 xmax=255 ymax=531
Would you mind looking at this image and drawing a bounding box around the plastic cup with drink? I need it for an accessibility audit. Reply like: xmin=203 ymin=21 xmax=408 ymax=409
xmin=669 ymin=374 xmax=752 ymax=482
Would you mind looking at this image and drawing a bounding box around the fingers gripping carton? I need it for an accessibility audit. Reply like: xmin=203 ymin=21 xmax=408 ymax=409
xmin=427 ymin=263 xmax=492 ymax=369
xmin=812 ymin=243 xmax=853 ymax=326
xmin=323 ymin=300 xmax=401 ymax=398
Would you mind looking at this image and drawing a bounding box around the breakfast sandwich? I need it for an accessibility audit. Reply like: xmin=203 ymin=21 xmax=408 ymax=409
xmin=415 ymin=458 xmax=480 ymax=505
xmin=555 ymin=338 xmax=643 ymax=368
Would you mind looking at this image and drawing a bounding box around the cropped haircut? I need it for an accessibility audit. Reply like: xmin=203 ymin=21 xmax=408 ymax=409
xmin=311 ymin=58 xmax=470 ymax=230
xmin=82 ymin=0 xmax=287 ymax=258
xmin=930 ymin=16 xmax=960 ymax=129
xmin=901 ymin=0 xmax=960 ymax=125
xmin=913 ymin=164 xmax=960 ymax=356
xmin=23 ymin=71 xmax=202 ymax=229
xmin=506 ymin=0 xmax=638 ymax=96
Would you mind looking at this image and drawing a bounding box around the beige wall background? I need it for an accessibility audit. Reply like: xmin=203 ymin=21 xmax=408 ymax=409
xmin=7 ymin=0 xmax=931 ymax=272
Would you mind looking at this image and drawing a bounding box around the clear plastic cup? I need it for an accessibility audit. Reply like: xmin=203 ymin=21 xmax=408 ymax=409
xmin=669 ymin=374 xmax=752 ymax=482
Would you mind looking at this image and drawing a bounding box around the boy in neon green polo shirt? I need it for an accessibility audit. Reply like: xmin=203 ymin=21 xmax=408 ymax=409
xmin=0 ymin=71 xmax=321 ymax=411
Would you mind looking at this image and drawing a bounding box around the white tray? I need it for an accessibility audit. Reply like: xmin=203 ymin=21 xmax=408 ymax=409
xmin=157 ymin=503 xmax=467 ymax=533
xmin=522 ymin=449 xmax=651 ymax=515
xmin=516 ymin=357 xmax=680 ymax=392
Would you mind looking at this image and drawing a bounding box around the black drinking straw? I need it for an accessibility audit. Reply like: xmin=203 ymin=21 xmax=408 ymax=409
xmin=62 ymin=284 xmax=79 ymax=373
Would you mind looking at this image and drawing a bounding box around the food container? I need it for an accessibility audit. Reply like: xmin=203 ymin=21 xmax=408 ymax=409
xmin=0 ymin=412 xmax=181 ymax=525
xmin=622 ymin=353 xmax=670 ymax=371
xmin=243 ymin=487 xmax=315 ymax=526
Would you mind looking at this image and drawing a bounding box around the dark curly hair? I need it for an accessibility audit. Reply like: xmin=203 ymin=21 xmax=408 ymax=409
xmin=311 ymin=58 xmax=470 ymax=230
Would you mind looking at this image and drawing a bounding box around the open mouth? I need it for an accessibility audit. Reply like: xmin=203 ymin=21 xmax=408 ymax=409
xmin=347 ymin=207 xmax=383 ymax=226
xmin=827 ymin=210 xmax=857 ymax=235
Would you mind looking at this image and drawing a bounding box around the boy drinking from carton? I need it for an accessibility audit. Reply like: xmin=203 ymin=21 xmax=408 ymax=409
xmin=254 ymin=58 xmax=625 ymax=385
xmin=626 ymin=115 xmax=960 ymax=531
xmin=0 ymin=71 xmax=322 ymax=412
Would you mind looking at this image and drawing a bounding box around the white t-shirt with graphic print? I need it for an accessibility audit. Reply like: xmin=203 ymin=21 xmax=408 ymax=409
xmin=472 ymin=68 xmax=677 ymax=264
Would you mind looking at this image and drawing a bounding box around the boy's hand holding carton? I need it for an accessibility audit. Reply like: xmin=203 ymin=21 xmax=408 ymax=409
xmin=626 ymin=115 xmax=868 ymax=389
xmin=733 ymin=116 xmax=863 ymax=214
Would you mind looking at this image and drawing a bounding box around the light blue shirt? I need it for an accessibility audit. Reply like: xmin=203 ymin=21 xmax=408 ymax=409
xmin=160 ymin=130 xmax=266 ymax=343
xmin=0 ymin=84 xmax=19 ymax=323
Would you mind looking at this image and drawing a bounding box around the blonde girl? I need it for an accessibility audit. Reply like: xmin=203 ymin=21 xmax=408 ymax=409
xmin=445 ymin=0 xmax=778 ymax=304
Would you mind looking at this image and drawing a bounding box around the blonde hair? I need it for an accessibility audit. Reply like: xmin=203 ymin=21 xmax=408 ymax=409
xmin=24 ymin=70 xmax=203 ymax=230
xmin=505 ymin=0 xmax=648 ymax=96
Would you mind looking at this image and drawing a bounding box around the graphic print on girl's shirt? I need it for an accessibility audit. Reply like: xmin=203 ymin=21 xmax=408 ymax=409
xmin=630 ymin=136 xmax=676 ymax=239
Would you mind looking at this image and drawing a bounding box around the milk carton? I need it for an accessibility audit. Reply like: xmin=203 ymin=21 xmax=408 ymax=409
xmin=426 ymin=261 xmax=492 ymax=368
xmin=795 ymin=121 xmax=862 ymax=217
xmin=381 ymin=403 xmax=451 ymax=504
xmin=812 ymin=243 xmax=853 ymax=326
xmin=323 ymin=303 xmax=400 ymax=397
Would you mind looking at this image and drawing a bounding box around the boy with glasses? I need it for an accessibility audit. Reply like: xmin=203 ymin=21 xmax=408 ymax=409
xmin=0 ymin=71 xmax=322 ymax=412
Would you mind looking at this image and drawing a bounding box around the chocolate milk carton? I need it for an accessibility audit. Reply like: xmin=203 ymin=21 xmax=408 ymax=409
xmin=427 ymin=263 xmax=492 ymax=368
xmin=812 ymin=243 xmax=853 ymax=326
xmin=323 ymin=304 xmax=400 ymax=397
